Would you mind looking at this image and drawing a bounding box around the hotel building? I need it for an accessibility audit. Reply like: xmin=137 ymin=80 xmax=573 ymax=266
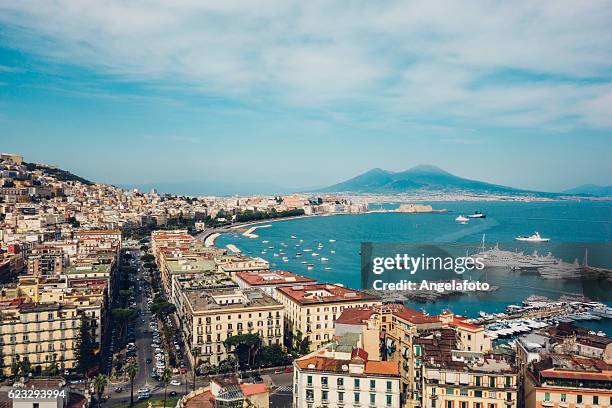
xmin=181 ymin=287 xmax=284 ymax=366
xmin=275 ymin=284 xmax=381 ymax=351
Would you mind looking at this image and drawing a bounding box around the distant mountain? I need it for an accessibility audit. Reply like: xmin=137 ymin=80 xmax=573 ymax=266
xmin=562 ymin=184 xmax=612 ymax=197
xmin=318 ymin=165 xmax=543 ymax=195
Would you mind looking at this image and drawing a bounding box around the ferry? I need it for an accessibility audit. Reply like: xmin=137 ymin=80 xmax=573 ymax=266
xmin=515 ymin=232 xmax=550 ymax=242
xmin=455 ymin=215 xmax=469 ymax=223
xmin=467 ymin=211 xmax=486 ymax=219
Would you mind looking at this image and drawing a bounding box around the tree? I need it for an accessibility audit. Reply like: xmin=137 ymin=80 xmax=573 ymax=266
xmin=161 ymin=368 xmax=172 ymax=408
xmin=150 ymin=301 xmax=176 ymax=319
xmin=75 ymin=315 xmax=96 ymax=375
xmin=191 ymin=348 xmax=200 ymax=391
xmin=92 ymin=374 xmax=108 ymax=408
xmin=256 ymin=344 xmax=290 ymax=368
xmin=125 ymin=361 xmax=138 ymax=407
xmin=111 ymin=308 xmax=137 ymax=343
xmin=224 ymin=333 xmax=262 ymax=370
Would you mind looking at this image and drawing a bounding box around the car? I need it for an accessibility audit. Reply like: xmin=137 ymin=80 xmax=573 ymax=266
xmin=252 ymin=374 xmax=263 ymax=384
xmin=170 ymin=380 xmax=181 ymax=386
xmin=137 ymin=393 xmax=150 ymax=401
xmin=146 ymin=358 xmax=152 ymax=364
xmin=169 ymin=391 xmax=177 ymax=397
xmin=114 ymin=387 xmax=123 ymax=393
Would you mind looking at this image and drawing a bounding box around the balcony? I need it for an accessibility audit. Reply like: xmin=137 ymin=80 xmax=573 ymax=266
xmin=541 ymin=401 xmax=554 ymax=407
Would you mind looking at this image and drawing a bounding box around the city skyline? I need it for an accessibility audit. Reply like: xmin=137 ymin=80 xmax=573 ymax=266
xmin=1 ymin=1 xmax=612 ymax=193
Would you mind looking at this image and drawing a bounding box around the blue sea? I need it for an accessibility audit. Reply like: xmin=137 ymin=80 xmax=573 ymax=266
xmin=217 ymin=201 xmax=612 ymax=334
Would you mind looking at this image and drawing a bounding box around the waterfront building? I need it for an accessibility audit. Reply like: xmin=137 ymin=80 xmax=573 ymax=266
xmin=181 ymin=287 xmax=284 ymax=367
xmin=525 ymin=353 xmax=612 ymax=408
xmin=293 ymin=334 xmax=401 ymax=408
xmin=215 ymin=254 xmax=269 ymax=276
xmin=416 ymin=329 xmax=518 ymax=408
xmin=275 ymin=283 xmax=381 ymax=351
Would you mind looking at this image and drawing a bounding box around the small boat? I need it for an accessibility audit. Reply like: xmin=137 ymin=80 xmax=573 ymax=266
xmin=320 ymin=257 xmax=329 ymax=262
xmin=307 ymin=264 xmax=314 ymax=270
xmin=268 ymin=246 xmax=274 ymax=249
xmin=330 ymin=250 xmax=335 ymax=254
xmin=515 ymin=232 xmax=550 ymax=242
xmin=304 ymin=249 xmax=312 ymax=252
xmin=324 ymin=267 xmax=333 ymax=270
xmin=468 ymin=211 xmax=486 ymax=219
xmin=455 ymin=215 xmax=469 ymax=223
xmin=290 ymin=235 xmax=297 ymax=239
xmin=329 ymin=239 xmax=336 ymax=243
xmin=262 ymin=240 xmax=269 ymax=244
xmin=273 ymin=253 xmax=279 ymax=257
xmin=312 ymin=253 xmax=319 ymax=257
xmin=295 ymin=253 xmax=302 ymax=258
xmin=301 ymin=261 xmax=308 ymax=264
xmin=282 ymin=257 xmax=289 ymax=262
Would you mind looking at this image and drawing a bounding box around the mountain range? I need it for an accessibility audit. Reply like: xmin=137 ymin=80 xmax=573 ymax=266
xmin=318 ymin=165 xmax=542 ymax=195
xmin=562 ymin=184 xmax=612 ymax=197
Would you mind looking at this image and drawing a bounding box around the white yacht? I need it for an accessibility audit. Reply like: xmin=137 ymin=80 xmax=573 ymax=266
xmin=329 ymin=239 xmax=336 ymax=243
xmin=515 ymin=232 xmax=550 ymax=242
xmin=455 ymin=215 xmax=469 ymax=223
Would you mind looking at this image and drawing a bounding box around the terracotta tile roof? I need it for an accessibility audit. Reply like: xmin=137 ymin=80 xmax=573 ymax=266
xmin=450 ymin=316 xmax=482 ymax=331
xmin=239 ymin=383 xmax=269 ymax=396
xmin=392 ymin=304 xmax=441 ymax=325
xmin=336 ymin=307 xmax=377 ymax=325
xmin=540 ymin=368 xmax=612 ymax=382
xmin=364 ymin=360 xmax=400 ymax=376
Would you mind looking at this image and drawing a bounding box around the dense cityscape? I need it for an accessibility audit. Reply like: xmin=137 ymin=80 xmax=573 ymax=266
xmin=0 ymin=152 xmax=609 ymax=408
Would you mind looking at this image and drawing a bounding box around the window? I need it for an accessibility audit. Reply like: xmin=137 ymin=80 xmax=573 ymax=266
xmin=475 ymin=391 xmax=483 ymax=398
xmin=355 ymin=379 xmax=360 ymax=389
xmin=446 ymin=402 xmax=452 ymax=408
xmin=386 ymin=381 xmax=392 ymax=391
xmin=307 ymin=375 xmax=312 ymax=386
xmin=577 ymin=395 xmax=583 ymax=404
xmin=370 ymin=380 xmax=376 ymax=390
xmin=338 ymin=392 xmax=344 ymax=402
xmin=370 ymin=394 xmax=376 ymax=405
xmin=322 ymin=390 xmax=328 ymax=401
xmin=338 ymin=378 xmax=344 ymax=388
xmin=354 ymin=392 xmax=360 ymax=403
xmin=446 ymin=388 xmax=454 ymax=395
xmin=306 ymin=389 xmax=314 ymax=401
xmin=490 ymin=376 xmax=496 ymax=387
xmin=507 ymin=392 xmax=512 ymax=401
xmin=460 ymin=389 xmax=468 ymax=396
xmin=593 ymin=396 xmax=599 ymax=405
xmin=386 ymin=395 xmax=392 ymax=406
xmin=475 ymin=376 xmax=481 ymax=386
xmin=544 ymin=393 xmax=550 ymax=402
xmin=321 ymin=376 xmax=328 ymax=387
xmin=461 ymin=402 xmax=467 ymax=408
xmin=506 ymin=376 xmax=511 ymax=387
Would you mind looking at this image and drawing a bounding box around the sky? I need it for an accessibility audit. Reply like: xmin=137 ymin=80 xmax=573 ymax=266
xmin=1 ymin=0 xmax=612 ymax=194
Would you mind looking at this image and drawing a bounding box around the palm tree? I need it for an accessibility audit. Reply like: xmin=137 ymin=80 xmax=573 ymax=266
xmin=125 ymin=361 xmax=138 ymax=407
xmin=191 ymin=347 xmax=200 ymax=391
xmin=161 ymin=368 xmax=172 ymax=408
xmin=92 ymin=374 xmax=108 ymax=408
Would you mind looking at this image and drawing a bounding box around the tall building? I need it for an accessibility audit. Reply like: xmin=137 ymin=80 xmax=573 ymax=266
xmin=181 ymin=287 xmax=284 ymax=367
xmin=275 ymin=283 xmax=381 ymax=351
xmin=0 ymin=300 xmax=80 ymax=375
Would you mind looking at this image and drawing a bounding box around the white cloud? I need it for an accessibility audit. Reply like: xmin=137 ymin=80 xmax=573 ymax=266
xmin=1 ymin=0 xmax=612 ymax=129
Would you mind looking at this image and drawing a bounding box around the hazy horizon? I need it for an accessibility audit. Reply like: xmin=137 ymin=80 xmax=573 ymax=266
xmin=1 ymin=1 xmax=611 ymax=192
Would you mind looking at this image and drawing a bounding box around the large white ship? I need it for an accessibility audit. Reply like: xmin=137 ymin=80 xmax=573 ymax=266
xmin=515 ymin=231 xmax=550 ymax=242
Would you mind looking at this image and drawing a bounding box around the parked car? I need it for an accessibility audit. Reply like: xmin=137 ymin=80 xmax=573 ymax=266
xmin=170 ymin=380 xmax=181 ymax=386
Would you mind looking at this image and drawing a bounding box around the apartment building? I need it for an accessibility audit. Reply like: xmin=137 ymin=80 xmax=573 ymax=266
xmin=275 ymin=284 xmax=381 ymax=351
xmin=26 ymin=244 xmax=66 ymax=275
xmin=525 ymin=354 xmax=612 ymax=408
xmin=416 ymin=329 xmax=518 ymax=408
xmin=215 ymin=254 xmax=269 ymax=277
xmin=182 ymin=288 xmax=284 ymax=367
xmin=0 ymin=300 xmax=80 ymax=375
xmin=293 ymin=334 xmax=401 ymax=408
